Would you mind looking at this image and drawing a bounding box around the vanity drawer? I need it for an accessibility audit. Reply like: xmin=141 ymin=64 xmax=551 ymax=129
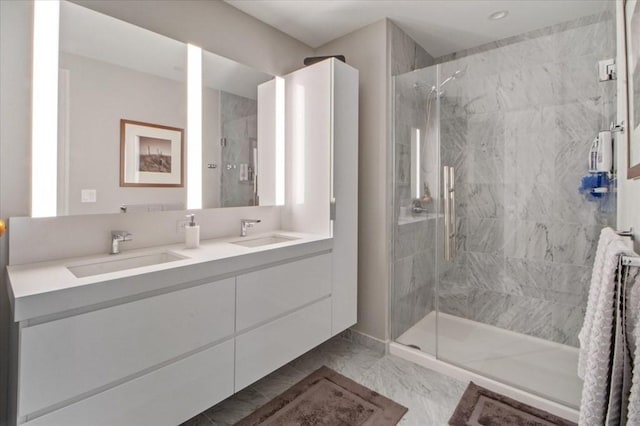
xmin=236 ymin=253 xmax=331 ymax=331
xmin=23 ymin=339 xmax=234 ymax=426
xmin=18 ymin=277 xmax=235 ymax=417
xmin=235 ymin=297 xmax=332 ymax=390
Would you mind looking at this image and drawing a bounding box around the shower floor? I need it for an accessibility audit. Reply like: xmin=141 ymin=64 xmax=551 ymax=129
xmin=396 ymin=311 xmax=582 ymax=408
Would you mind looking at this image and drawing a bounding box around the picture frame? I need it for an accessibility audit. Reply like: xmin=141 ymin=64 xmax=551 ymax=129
xmin=120 ymin=119 xmax=184 ymax=187
xmin=624 ymin=0 xmax=640 ymax=179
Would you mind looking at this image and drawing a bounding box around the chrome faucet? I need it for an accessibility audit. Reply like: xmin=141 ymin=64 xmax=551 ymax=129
xmin=110 ymin=230 xmax=133 ymax=254
xmin=240 ymin=219 xmax=261 ymax=237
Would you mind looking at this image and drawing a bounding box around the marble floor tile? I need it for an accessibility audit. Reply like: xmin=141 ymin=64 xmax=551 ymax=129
xmin=180 ymin=413 xmax=215 ymax=426
xmin=203 ymin=387 xmax=268 ymax=426
xmin=359 ymin=355 xmax=466 ymax=425
xmin=181 ymin=336 xmax=469 ymax=426
xmin=287 ymin=335 xmax=383 ymax=382
xmin=249 ymin=364 xmax=308 ymax=401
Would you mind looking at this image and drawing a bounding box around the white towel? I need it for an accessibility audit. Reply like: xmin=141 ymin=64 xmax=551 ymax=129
xmin=579 ymin=237 xmax=635 ymax=426
xmin=578 ymin=227 xmax=617 ymax=379
xmin=625 ymin=267 xmax=640 ymax=425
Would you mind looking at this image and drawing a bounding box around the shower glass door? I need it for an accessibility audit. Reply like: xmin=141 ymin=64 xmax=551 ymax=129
xmin=391 ymin=66 xmax=441 ymax=357
xmin=392 ymin=2 xmax=617 ymax=410
xmin=434 ymin=10 xmax=617 ymax=409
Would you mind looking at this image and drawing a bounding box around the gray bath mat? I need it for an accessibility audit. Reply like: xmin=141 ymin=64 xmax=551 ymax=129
xmin=235 ymin=366 xmax=408 ymax=425
xmin=449 ymin=382 xmax=576 ymax=426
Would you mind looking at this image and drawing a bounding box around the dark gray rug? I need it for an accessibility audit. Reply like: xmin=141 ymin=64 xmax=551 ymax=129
xmin=235 ymin=366 xmax=408 ymax=425
xmin=449 ymin=382 xmax=577 ymax=426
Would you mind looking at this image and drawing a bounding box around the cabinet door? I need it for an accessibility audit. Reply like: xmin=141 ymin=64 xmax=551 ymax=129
xmin=23 ymin=340 xmax=234 ymax=426
xmin=19 ymin=278 xmax=235 ymax=417
xmin=235 ymin=298 xmax=331 ymax=390
xmin=282 ymin=59 xmax=332 ymax=234
xmin=236 ymin=253 xmax=331 ymax=331
xmin=330 ymin=59 xmax=359 ymax=334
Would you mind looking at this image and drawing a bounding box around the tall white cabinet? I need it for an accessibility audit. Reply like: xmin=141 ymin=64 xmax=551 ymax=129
xmin=282 ymin=58 xmax=359 ymax=335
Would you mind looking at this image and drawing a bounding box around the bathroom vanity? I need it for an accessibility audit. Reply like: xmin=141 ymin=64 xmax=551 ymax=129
xmin=8 ymin=2 xmax=358 ymax=424
xmin=8 ymin=55 xmax=357 ymax=426
xmin=8 ymin=233 xmax=337 ymax=425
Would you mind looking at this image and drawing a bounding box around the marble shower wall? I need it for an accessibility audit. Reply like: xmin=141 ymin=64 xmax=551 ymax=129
xmin=392 ymin=11 xmax=617 ymax=346
xmin=220 ymin=91 xmax=257 ymax=207
xmin=438 ymin=12 xmax=617 ymax=347
xmin=389 ymin=22 xmax=438 ymax=340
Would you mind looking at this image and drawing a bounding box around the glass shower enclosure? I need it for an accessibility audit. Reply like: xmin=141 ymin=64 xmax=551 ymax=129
xmin=391 ymin=8 xmax=617 ymax=411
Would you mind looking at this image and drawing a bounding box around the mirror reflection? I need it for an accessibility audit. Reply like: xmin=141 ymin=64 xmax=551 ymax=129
xmin=54 ymin=1 xmax=276 ymax=216
xmin=202 ymin=50 xmax=272 ymax=208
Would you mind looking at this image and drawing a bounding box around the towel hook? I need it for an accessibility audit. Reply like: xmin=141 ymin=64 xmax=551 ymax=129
xmin=617 ymin=228 xmax=635 ymax=241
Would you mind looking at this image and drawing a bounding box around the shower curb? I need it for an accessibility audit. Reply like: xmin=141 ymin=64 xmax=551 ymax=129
xmin=388 ymin=342 xmax=580 ymax=423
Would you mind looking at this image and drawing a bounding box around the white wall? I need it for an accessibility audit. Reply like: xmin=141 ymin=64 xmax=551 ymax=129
xmin=0 ymin=2 xmax=313 ymax=424
xmin=60 ymin=53 xmax=187 ymax=215
xmin=617 ymin=1 xmax=640 ymax=251
xmin=0 ymin=2 xmax=32 ymax=424
xmin=315 ymin=20 xmax=390 ymax=341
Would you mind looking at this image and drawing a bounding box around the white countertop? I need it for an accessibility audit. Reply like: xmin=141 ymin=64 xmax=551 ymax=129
xmin=7 ymin=231 xmax=332 ymax=322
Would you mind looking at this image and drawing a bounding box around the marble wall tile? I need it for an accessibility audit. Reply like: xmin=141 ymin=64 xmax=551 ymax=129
xmin=503 ymin=257 xmax=553 ymax=291
xmin=389 ymin=20 xmax=434 ymax=76
xmin=440 ymin=251 xmax=468 ymax=286
xmin=395 ymin=219 xmax=435 ymax=259
xmin=392 ymin=11 xmax=616 ymax=347
xmin=467 ymin=252 xmax=513 ymax=293
xmin=220 ymin=92 xmax=257 ymax=208
xmin=438 ymin=280 xmax=471 ymax=318
xmin=504 ymin=220 xmax=554 ymax=261
xmin=469 ymin=290 xmax=554 ymax=340
xmin=465 ymin=218 xmax=505 ymax=256
xmin=514 ymin=182 xmax=555 ymax=221
xmin=440 ymin=117 xmax=468 ymax=150
xmin=549 ymin=262 xmax=592 ymax=295
xmin=395 ymin=142 xmax=411 ymax=185
xmin=457 ymin=183 xmax=504 ymax=219
xmin=435 ymin=10 xmax=614 ymax=64
xmin=551 ymin=223 xmax=600 ymax=266
xmin=392 ymin=285 xmax=435 ymax=338
xmin=551 ymin=304 xmax=586 ymax=347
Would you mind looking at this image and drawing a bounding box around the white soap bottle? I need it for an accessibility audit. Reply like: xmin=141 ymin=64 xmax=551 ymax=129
xmin=185 ymin=214 xmax=200 ymax=249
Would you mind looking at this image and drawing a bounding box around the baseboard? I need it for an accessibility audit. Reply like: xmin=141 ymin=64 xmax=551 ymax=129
xmin=340 ymin=328 xmax=387 ymax=354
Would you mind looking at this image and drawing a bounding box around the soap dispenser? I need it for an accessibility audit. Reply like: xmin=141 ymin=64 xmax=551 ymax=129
xmin=185 ymin=214 xmax=200 ymax=249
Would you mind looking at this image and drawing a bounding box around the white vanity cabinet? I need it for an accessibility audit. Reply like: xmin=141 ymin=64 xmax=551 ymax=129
xmin=13 ymin=251 xmax=334 ymax=426
xmin=235 ymin=253 xmax=333 ymax=389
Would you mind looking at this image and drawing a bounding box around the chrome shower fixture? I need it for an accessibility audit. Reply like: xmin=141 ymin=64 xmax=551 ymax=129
xmin=413 ymin=67 xmax=466 ymax=97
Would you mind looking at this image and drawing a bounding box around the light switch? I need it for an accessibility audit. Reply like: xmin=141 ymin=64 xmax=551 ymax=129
xmin=81 ymin=189 xmax=97 ymax=203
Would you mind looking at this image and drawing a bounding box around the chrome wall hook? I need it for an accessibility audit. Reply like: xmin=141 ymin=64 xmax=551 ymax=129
xmin=610 ymin=121 xmax=625 ymax=134
xmin=617 ymin=228 xmax=634 ymax=241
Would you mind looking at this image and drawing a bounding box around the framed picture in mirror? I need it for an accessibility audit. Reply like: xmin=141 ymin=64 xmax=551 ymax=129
xmin=625 ymin=0 xmax=640 ymax=179
xmin=120 ymin=119 xmax=184 ymax=187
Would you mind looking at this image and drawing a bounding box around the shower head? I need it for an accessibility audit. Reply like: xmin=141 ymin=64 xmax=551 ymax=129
xmin=439 ymin=68 xmax=466 ymax=89
xmin=413 ymin=67 xmax=466 ymax=98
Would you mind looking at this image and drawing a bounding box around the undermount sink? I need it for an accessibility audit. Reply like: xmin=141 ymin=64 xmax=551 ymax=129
xmin=231 ymin=235 xmax=299 ymax=248
xmin=67 ymin=251 xmax=187 ymax=278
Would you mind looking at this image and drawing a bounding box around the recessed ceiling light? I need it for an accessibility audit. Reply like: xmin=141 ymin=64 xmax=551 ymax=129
xmin=489 ymin=10 xmax=509 ymax=20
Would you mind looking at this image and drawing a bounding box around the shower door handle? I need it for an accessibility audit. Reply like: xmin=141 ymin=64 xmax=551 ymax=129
xmin=443 ymin=166 xmax=456 ymax=261
xmin=444 ymin=166 xmax=451 ymax=261
xmin=449 ymin=167 xmax=456 ymax=260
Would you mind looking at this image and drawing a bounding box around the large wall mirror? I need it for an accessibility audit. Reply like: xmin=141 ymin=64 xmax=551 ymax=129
xmin=32 ymin=0 xmax=283 ymax=217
